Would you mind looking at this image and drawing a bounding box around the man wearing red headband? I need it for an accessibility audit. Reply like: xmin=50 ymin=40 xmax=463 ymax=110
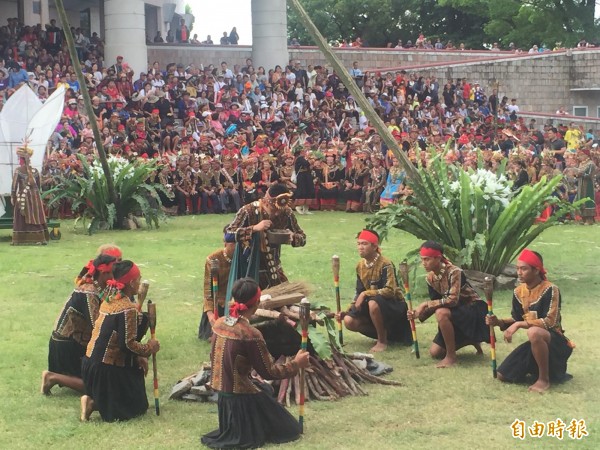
xmin=81 ymin=260 xmax=160 ymax=421
xmin=487 ymin=249 xmax=573 ymax=393
xmin=41 ymin=254 xmax=117 ymax=395
xmin=408 ymin=241 xmax=489 ymax=368
xmin=203 ymin=277 xmax=309 ymax=448
xmin=343 ymin=229 xmax=411 ymax=352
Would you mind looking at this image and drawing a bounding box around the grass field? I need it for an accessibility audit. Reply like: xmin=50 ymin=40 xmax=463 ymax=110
xmin=0 ymin=213 xmax=598 ymax=449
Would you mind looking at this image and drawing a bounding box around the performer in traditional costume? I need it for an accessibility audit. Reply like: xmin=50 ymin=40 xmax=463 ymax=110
xmin=198 ymin=232 xmax=236 ymax=340
xmin=41 ymin=254 xmax=117 ymax=394
xmin=11 ymin=144 xmax=49 ymax=245
xmin=218 ymin=156 xmax=242 ymax=213
xmin=343 ymin=153 xmax=369 ymax=212
xmin=408 ymin=241 xmax=489 ymax=368
xmin=293 ymin=147 xmax=315 ymax=215
xmin=318 ymin=152 xmax=345 ymax=211
xmin=81 ymin=261 xmax=160 ymax=421
xmin=487 ymin=249 xmax=573 ymax=393
xmin=343 ymin=229 xmax=411 ymax=352
xmin=226 ymin=184 xmax=306 ymax=290
xmin=364 ymin=155 xmax=387 ymax=213
xmin=201 ymin=277 xmax=309 ymax=449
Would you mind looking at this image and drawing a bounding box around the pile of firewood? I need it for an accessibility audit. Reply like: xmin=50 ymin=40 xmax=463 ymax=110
xmin=171 ymin=284 xmax=400 ymax=403
xmin=271 ymin=349 xmax=400 ymax=405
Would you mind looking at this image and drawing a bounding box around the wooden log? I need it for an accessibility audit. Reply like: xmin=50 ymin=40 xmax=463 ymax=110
xmin=293 ymin=374 xmax=301 ymax=405
xmin=310 ymin=356 xmax=350 ymax=397
xmin=190 ymin=385 xmax=215 ymax=396
xmin=277 ymin=377 xmax=289 ymax=404
xmin=306 ymin=372 xmax=327 ymax=401
xmin=331 ymin=352 xmax=360 ymax=396
xmin=285 ymin=374 xmax=292 ymax=408
xmin=253 ymin=309 xmax=297 ymax=328
xmin=259 ymin=293 xmax=305 ymax=310
xmin=181 ymin=393 xmax=207 ymax=402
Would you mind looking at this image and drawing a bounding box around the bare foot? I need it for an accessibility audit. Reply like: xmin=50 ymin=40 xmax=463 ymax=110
xmin=370 ymin=342 xmax=387 ymax=352
xmin=474 ymin=343 xmax=483 ymax=355
xmin=528 ymin=380 xmax=550 ymax=393
xmin=41 ymin=370 xmax=53 ymax=395
xmin=80 ymin=395 xmax=94 ymax=421
xmin=436 ymin=356 xmax=457 ymax=368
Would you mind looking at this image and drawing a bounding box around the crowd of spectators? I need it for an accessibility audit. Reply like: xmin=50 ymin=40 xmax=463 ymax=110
xmin=1 ymin=18 xmax=598 ymax=222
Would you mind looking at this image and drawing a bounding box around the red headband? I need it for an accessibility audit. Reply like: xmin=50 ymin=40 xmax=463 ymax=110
xmin=229 ymin=287 xmax=262 ymax=318
xmin=420 ymin=247 xmax=443 ymax=258
xmin=358 ymin=230 xmax=379 ymax=246
xmin=102 ymin=247 xmax=122 ymax=259
xmin=106 ymin=263 xmax=140 ymax=291
xmin=518 ymin=249 xmax=546 ymax=279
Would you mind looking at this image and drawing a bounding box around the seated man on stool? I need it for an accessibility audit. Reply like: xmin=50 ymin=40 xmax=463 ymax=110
xmin=342 ymin=229 xmax=411 ymax=352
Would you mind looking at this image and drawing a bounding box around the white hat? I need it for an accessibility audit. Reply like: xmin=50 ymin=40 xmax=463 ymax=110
xmin=202 ymin=111 xmax=211 ymax=117
xmin=215 ymin=103 xmax=223 ymax=108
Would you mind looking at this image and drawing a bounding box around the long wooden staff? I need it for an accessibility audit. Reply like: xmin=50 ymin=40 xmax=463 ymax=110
xmin=483 ymin=277 xmax=497 ymax=378
xmin=331 ymin=255 xmax=343 ymax=345
xmin=136 ymin=280 xmax=150 ymax=312
xmin=298 ymin=297 xmax=310 ymax=433
xmin=398 ymin=261 xmax=420 ymax=359
xmin=147 ymin=300 xmax=160 ymax=415
xmin=210 ymin=259 xmax=220 ymax=320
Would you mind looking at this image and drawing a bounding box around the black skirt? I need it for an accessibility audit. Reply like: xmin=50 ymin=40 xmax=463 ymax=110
xmin=201 ymin=389 xmax=301 ymax=449
xmin=497 ymin=330 xmax=573 ymax=383
xmin=347 ymin=295 xmax=413 ymax=344
xmin=81 ymin=356 xmax=148 ymax=422
xmin=48 ymin=333 xmax=85 ymax=377
xmin=294 ymin=171 xmax=315 ymax=200
xmin=433 ymin=300 xmax=490 ymax=348
xmin=198 ymin=306 xmax=225 ymax=340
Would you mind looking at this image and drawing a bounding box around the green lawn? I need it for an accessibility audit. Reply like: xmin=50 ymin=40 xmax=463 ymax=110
xmin=0 ymin=214 xmax=598 ymax=449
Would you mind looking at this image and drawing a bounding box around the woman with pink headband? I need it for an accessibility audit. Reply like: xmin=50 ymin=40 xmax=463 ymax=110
xmin=80 ymin=260 xmax=160 ymax=421
xmin=202 ymin=277 xmax=309 ymax=449
xmin=487 ymin=249 xmax=573 ymax=393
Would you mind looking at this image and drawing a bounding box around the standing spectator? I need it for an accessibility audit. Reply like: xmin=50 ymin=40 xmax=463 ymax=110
xmin=176 ymin=18 xmax=189 ymax=43
xmin=202 ymin=35 xmax=214 ymax=45
xmin=228 ymin=27 xmax=239 ymax=45
xmin=166 ymin=29 xmax=175 ymax=43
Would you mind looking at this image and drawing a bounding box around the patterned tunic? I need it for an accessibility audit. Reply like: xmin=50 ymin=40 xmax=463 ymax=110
xmin=354 ymin=255 xmax=399 ymax=301
xmin=86 ymin=296 xmax=152 ymax=368
xmin=203 ymin=248 xmax=232 ymax=313
xmin=426 ymin=263 xmax=481 ymax=309
xmin=53 ymin=283 xmax=100 ymax=347
xmin=511 ymin=280 xmax=564 ymax=333
xmin=226 ymin=201 xmax=306 ymax=289
xmin=210 ymin=316 xmax=299 ymax=394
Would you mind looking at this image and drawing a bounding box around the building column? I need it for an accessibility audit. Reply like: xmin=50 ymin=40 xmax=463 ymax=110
xmin=104 ymin=0 xmax=147 ymax=76
xmin=251 ymin=0 xmax=289 ymax=70
xmin=40 ymin=0 xmax=50 ymax=28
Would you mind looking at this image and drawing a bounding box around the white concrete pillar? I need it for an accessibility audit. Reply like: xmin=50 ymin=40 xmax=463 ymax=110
xmin=104 ymin=0 xmax=147 ymax=77
xmin=251 ymin=0 xmax=289 ymax=70
xmin=40 ymin=0 xmax=50 ymax=28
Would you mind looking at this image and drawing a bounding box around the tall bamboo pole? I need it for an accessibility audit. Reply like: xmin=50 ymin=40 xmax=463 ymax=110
xmin=287 ymin=0 xmax=420 ymax=182
xmin=54 ymin=0 xmax=121 ymax=226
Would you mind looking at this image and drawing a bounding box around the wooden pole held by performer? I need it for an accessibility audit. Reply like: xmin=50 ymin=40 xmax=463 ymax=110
xmin=398 ymin=261 xmax=420 ymax=359
xmin=210 ymin=259 xmax=220 ymax=320
xmin=299 ymin=297 xmax=310 ymax=433
xmin=137 ymin=280 xmax=150 ymax=312
xmin=483 ymin=277 xmax=497 ymax=378
xmin=331 ymin=255 xmax=343 ymax=345
xmin=147 ymin=300 xmax=160 ymax=415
